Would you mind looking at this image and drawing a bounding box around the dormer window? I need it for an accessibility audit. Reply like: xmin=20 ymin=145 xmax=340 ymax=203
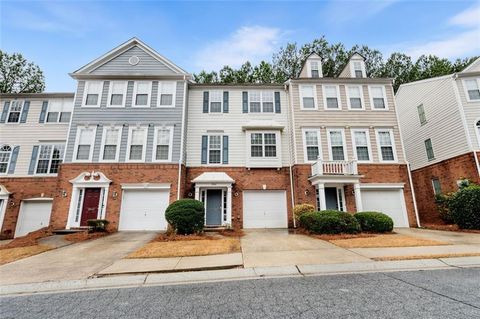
xmin=310 ymin=62 xmax=319 ymax=78
xmin=353 ymin=61 xmax=364 ymax=78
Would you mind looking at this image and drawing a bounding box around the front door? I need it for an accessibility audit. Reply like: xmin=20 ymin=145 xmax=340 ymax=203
xmin=206 ymin=189 xmax=222 ymax=226
xmin=80 ymin=188 xmax=101 ymax=226
xmin=325 ymin=187 xmax=339 ymax=210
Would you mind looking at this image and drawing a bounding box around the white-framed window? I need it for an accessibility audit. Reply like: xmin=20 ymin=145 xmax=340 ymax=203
xmin=209 ymin=90 xmax=223 ymax=113
xmin=126 ymin=126 xmax=147 ymax=162
xmin=248 ymin=91 xmax=274 ymax=113
xmin=208 ymin=135 xmax=222 ymax=164
xmin=6 ymin=100 xmax=23 ymax=123
xmin=73 ymin=126 xmax=96 ymax=162
xmin=417 ymin=104 xmax=427 ymax=125
xmin=322 ymin=85 xmax=341 ymax=109
xmin=376 ymin=129 xmax=397 ymax=162
xmin=83 ymin=81 xmax=103 ymax=107
xmin=0 ymin=144 xmax=12 ymax=173
xmin=369 ymin=85 xmax=387 ymax=110
xmin=351 ymin=129 xmax=372 ymax=162
xmin=300 ymin=85 xmax=317 ymax=109
xmin=99 ymin=126 xmax=122 ymax=162
xmin=425 ymin=138 xmax=435 ymax=161
xmin=132 ymin=81 xmax=152 ymax=107
xmin=310 ymin=61 xmax=320 ymax=78
xmin=153 ymin=127 xmax=174 ymax=162
xmin=352 ymin=61 xmax=365 ymax=78
xmin=158 ymin=81 xmax=176 ymax=107
xmin=46 ymin=99 xmax=72 ymax=123
xmin=107 ymin=81 xmax=127 ymax=107
xmin=35 ymin=144 xmax=65 ymax=174
xmin=302 ymin=128 xmax=321 ymax=162
xmin=327 ymin=129 xmax=346 ymax=161
xmin=432 ymin=178 xmax=442 ymax=195
xmin=249 ymin=132 xmax=278 ymax=158
xmin=261 ymin=91 xmax=274 ymax=112
xmin=346 ymin=85 xmax=364 ymax=110
xmin=463 ymin=78 xmax=480 ymax=101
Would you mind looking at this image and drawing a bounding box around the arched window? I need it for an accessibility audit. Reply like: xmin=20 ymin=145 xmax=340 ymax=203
xmin=0 ymin=145 xmax=12 ymax=173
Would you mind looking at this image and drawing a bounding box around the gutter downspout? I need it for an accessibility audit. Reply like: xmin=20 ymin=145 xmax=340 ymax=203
xmin=177 ymin=76 xmax=188 ymax=200
xmin=286 ymin=80 xmax=297 ymax=228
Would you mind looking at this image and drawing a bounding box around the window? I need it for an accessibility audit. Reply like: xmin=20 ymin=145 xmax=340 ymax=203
xmin=133 ymin=81 xmax=151 ymax=107
xmin=83 ymin=81 xmax=102 ymax=107
xmin=376 ymin=129 xmax=396 ymax=161
xmin=417 ymin=104 xmax=427 ymax=125
xmin=74 ymin=127 xmax=95 ymax=161
xmin=0 ymin=145 xmax=12 ymax=173
xmin=262 ymin=91 xmax=274 ymax=112
xmin=250 ymin=132 xmax=277 ymax=158
xmin=353 ymin=61 xmax=364 ymax=78
xmin=35 ymin=144 xmax=65 ymax=174
xmin=210 ymin=91 xmax=222 ymax=113
xmin=352 ymin=129 xmax=371 ymax=161
xmin=425 ymin=138 xmax=435 ymax=160
xmin=328 ymin=130 xmax=346 ymax=161
xmin=208 ymin=135 xmax=222 ymax=164
xmin=310 ymin=61 xmax=319 ymax=78
xmin=464 ymin=79 xmax=480 ymax=101
xmin=159 ymin=82 xmax=175 ymax=107
xmin=107 ymin=81 xmax=127 ymax=107
xmin=347 ymin=86 xmax=363 ymax=109
xmin=247 ymin=91 xmax=274 ymax=113
xmin=369 ymin=86 xmax=386 ymax=109
xmin=154 ymin=127 xmax=173 ymax=161
xmin=432 ymin=178 xmax=442 ymax=195
xmin=303 ymin=129 xmax=321 ymax=162
xmin=476 ymin=120 xmax=480 ymax=148
xmin=7 ymin=100 xmax=23 ymax=123
xmin=127 ymin=127 xmax=147 ymax=161
xmin=46 ymin=99 xmax=72 ymax=123
xmin=300 ymin=85 xmax=316 ymax=109
xmin=323 ymin=85 xmax=340 ymax=109
xmin=100 ymin=127 xmax=121 ymax=161
xmin=249 ymin=91 xmax=261 ymax=112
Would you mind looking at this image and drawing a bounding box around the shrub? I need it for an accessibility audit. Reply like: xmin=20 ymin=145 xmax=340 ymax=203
xmin=354 ymin=212 xmax=393 ymax=233
xmin=165 ymin=199 xmax=205 ymax=234
xmin=299 ymin=210 xmax=360 ymax=234
xmin=449 ymin=185 xmax=480 ymax=230
xmin=86 ymin=219 xmax=109 ymax=232
xmin=293 ymin=204 xmax=315 ymax=222
xmin=435 ymin=193 xmax=455 ymax=223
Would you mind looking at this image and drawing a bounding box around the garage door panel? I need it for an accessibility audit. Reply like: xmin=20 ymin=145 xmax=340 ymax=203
xmin=243 ymin=191 xmax=288 ymax=228
xmin=361 ymin=189 xmax=408 ymax=227
xmin=15 ymin=201 xmax=52 ymax=238
xmin=119 ymin=189 xmax=169 ymax=231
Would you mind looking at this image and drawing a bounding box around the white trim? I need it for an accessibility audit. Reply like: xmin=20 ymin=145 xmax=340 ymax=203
xmin=33 ymin=143 xmax=66 ymax=176
xmin=359 ymin=183 xmax=405 ymax=189
xmin=72 ymin=126 xmax=97 ymax=163
xmin=126 ymin=126 xmax=148 ymax=162
xmin=326 ymin=128 xmax=347 ymax=161
xmin=351 ymin=128 xmax=373 ymax=163
xmin=121 ymin=183 xmax=171 ymax=190
xmin=368 ymin=85 xmax=388 ymax=111
xmin=99 ymin=126 xmax=122 ymax=162
xmin=346 ymin=85 xmax=365 ymax=110
xmin=375 ymin=128 xmax=398 ymax=163
xmin=302 ymin=127 xmax=322 ymax=163
xmin=82 ymin=81 xmax=103 ymax=108
xmin=157 ymin=81 xmax=177 ymax=108
xmin=247 ymin=90 xmax=275 ymax=113
xmin=209 ymin=89 xmax=224 ymax=113
xmin=307 ymin=59 xmax=323 ymax=78
xmin=462 ymin=77 xmax=480 ymax=103
xmin=132 ymin=81 xmax=152 ymax=107
xmin=44 ymin=98 xmax=73 ymax=124
xmin=0 ymin=144 xmax=13 ymax=175
xmin=475 ymin=118 xmax=480 ymax=149
xmin=299 ymin=84 xmax=318 ymax=110
xmin=246 ymin=130 xmax=282 ymax=168
xmin=322 ymin=84 xmax=341 ymax=110
xmin=106 ymin=81 xmax=128 ymax=108
xmin=0 ymin=185 xmax=10 ymax=232
xmin=152 ymin=126 xmax=174 ymax=162
xmin=350 ymin=59 xmax=366 ymax=78
xmin=5 ymin=100 xmax=24 ymax=124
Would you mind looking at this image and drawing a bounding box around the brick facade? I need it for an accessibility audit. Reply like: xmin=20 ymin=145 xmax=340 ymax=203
xmin=411 ymin=152 xmax=480 ymax=224
xmin=0 ymin=177 xmax=58 ymax=239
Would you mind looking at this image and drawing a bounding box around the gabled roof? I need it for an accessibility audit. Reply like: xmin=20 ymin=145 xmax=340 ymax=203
xmin=71 ymin=37 xmax=190 ymax=76
xmin=338 ymin=52 xmax=366 ymax=76
xmin=459 ymin=57 xmax=480 ymax=74
xmin=298 ymin=52 xmax=323 ymax=78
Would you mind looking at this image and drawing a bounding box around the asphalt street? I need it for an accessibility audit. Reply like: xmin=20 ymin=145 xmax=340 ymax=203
xmin=1 ymin=268 xmax=479 ymax=318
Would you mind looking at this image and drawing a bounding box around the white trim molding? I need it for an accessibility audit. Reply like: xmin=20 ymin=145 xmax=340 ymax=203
xmin=152 ymin=126 xmax=174 ymax=162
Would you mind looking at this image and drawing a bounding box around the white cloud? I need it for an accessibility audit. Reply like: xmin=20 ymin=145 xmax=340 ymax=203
xmin=322 ymin=0 xmax=397 ymax=25
xmin=449 ymin=4 xmax=480 ymax=27
xmin=194 ymin=26 xmax=282 ymax=71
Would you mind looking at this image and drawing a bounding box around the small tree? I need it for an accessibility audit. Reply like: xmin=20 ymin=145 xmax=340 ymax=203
xmin=165 ymin=199 xmax=205 ymax=234
xmin=449 ymin=185 xmax=480 ymax=230
xmin=0 ymin=51 xmax=45 ymax=93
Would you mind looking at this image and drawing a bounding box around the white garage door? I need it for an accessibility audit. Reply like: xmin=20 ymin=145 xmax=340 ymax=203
xmin=243 ymin=190 xmax=288 ymax=228
xmin=361 ymin=189 xmax=409 ymax=227
xmin=15 ymin=200 xmax=52 ymax=238
xmin=119 ymin=189 xmax=170 ymax=231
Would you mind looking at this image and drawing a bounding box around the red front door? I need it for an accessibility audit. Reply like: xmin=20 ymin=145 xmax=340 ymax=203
xmin=80 ymin=188 xmax=101 ymax=226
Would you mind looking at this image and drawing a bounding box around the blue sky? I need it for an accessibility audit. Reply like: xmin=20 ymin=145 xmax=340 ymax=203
xmin=1 ymin=0 xmax=479 ymax=91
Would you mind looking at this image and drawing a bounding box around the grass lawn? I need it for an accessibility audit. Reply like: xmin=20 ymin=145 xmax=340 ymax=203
xmin=0 ymin=245 xmax=53 ymax=265
xmin=329 ymin=234 xmax=449 ymax=248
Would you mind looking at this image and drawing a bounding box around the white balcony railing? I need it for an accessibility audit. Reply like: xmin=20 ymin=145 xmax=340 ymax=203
xmin=311 ymin=159 xmax=358 ymax=176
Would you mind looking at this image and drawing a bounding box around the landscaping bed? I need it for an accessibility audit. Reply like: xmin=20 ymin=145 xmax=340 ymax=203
xmin=421 ymin=224 xmax=480 ymax=234
xmin=0 ymin=227 xmax=53 ymax=250
xmin=329 ymin=234 xmax=448 ymax=248
xmin=64 ymin=231 xmax=110 ymax=243
xmin=0 ymin=245 xmax=53 ymax=266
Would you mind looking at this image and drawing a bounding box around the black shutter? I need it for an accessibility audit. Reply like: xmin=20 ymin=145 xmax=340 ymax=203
xmin=201 ymin=135 xmax=208 ymax=164
xmin=203 ymin=91 xmax=209 ymax=113
xmin=222 ymin=136 xmax=229 ymax=164
xmin=8 ymin=146 xmax=20 ymax=174
xmin=39 ymin=101 xmax=49 ymax=123
xmin=242 ymin=92 xmax=248 ymax=113
xmin=0 ymin=102 xmax=9 ymax=123
xmin=20 ymin=101 xmax=30 ymax=123
xmin=28 ymin=145 xmax=39 ymax=175
xmin=223 ymin=91 xmax=229 ymax=113
xmin=274 ymin=92 xmax=281 ymax=113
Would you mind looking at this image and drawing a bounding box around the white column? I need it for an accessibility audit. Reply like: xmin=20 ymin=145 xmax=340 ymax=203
xmin=226 ymin=186 xmax=232 ymax=227
xmin=317 ymin=183 xmax=326 ymax=210
xmin=354 ymin=183 xmax=363 ymax=212
xmin=194 ymin=186 xmax=200 ymax=200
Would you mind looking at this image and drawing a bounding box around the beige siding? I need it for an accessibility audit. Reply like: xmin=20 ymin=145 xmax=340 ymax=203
xmin=186 ymin=88 xmax=290 ymax=167
xmin=291 ymin=82 xmax=404 ymax=164
xmin=339 ymin=63 xmax=352 ymax=78
xmin=396 ymin=77 xmax=470 ymax=170
xmin=456 ymin=77 xmax=480 ymax=150
xmin=0 ymin=97 xmax=72 ymax=176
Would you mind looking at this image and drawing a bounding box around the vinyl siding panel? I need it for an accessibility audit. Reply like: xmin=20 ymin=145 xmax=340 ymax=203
xmin=456 ymin=78 xmax=480 ymax=150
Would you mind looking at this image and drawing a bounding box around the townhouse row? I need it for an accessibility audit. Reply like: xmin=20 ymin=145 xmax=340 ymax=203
xmin=0 ymin=38 xmax=420 ymax=238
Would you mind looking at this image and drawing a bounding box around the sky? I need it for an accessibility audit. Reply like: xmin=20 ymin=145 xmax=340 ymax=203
xmin=1 ymin=0 xmax=479 ymax=92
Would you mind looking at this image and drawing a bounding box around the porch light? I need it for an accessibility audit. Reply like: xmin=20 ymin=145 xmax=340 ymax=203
xmin=61 ymin=190 xmax=67 ymax=198
xmin=112 ymin=191 xmax=118 ymax=199
xmin=304 ymin=189 xmax=310 ymax=196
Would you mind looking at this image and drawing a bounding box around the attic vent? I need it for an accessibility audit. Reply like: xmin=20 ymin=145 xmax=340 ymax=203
xmin=129 ymin=56 xmax=140 ymax=66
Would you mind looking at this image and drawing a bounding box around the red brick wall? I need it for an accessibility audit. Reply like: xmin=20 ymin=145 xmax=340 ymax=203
xmin=0 ymin=177 xmax=58 ymax=239
xmin=185 ymin=167 xmax=293 ymax=229
xmin=411 ymin=152 xmax=480 ymax=224
xmin=292 ymin=163 xmax=418 ymax=227
xmin=50 ymin=163 xmax=180 ymax=231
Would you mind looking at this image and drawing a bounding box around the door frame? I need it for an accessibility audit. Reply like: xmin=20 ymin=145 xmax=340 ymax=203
xmin=79 ymin=188 xmax=102 ymax=226
xmin=202 ymin=188 xmax=226 ymax=226
xmin=316 ymin=184 xmax=346 ymax=212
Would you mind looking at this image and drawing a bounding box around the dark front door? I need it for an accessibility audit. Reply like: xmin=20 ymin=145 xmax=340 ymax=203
xmin=325 ymin=187 xmax=338 ymax=210
xmin=80 ymin=188 xmax=101 ymax=226
xmin=206 ymin=189 xmax=222 ymax=226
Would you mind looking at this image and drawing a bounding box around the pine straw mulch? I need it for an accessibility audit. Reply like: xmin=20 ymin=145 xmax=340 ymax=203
xmin=421 ymin=224 xmax=480 ymax=234
xmin=0 ymin=244 xmax=53 ymax=266
xmin=329 ymin=234 xmax=449 ymax=248
xmin=0 ymin=227 xmax=53 ymax=250
xmin=64 ymin=231 xmax=110 ymax=243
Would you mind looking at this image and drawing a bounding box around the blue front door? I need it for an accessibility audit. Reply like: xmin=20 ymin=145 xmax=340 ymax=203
xmin=325 ymin=187 xmax=338 ymax=210
xmin=206 ymin=190 xmax=222 ymax=226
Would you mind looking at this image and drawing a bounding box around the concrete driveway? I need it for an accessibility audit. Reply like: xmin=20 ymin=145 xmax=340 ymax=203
xmin=0 ymin=232 xmax=156 ymax=285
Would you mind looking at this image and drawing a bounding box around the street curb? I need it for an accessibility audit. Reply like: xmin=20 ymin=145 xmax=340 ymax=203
xmin=1 ymin=257 xmax=479 ymax=296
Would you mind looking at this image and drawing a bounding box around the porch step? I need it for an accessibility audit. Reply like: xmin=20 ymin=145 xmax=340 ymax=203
xmin=204 ymin=226 xmax=227 ymax=232
xmin=52 ymin=228 xmax=90 ymax=235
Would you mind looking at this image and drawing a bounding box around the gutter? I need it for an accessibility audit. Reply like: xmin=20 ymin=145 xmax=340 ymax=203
xmin=286 ymin=80 xmax=297 ymax=228
xmin=177 ymin=76 xmax=188 ymax=200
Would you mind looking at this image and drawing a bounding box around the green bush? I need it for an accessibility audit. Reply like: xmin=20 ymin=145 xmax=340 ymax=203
xmin=299 ymin=210 xmax=360 ymax=234
xmin=354 ymin=212 xmax=394 ymax=233
xmin=435 ymin=193 xmax=455 ymax=223
xmin=165 ymin=199 xmax=205 ymax=234
xmin=293 ymin=204 xmax=315 ymax=222
xmin=449 ymin=185 xmax=480 ymax=230
xmin=86 ymin=219 xmax=109 ymax=232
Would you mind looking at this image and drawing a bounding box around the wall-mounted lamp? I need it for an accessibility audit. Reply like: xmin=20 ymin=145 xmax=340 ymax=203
xmin=61 ymin=190 xmax=68 ymax=198
xmin=187 ymin=192 xmax=193 ymax=198
xmin=112 ymin=191 xmax=118 ymax=199
xmin=304 ymin=189 xmax=310 ymax=196
xmin=9 ymin=200 xmax=16 ymax=207
xmin=234 ymin=192 xmax=239 ymax=197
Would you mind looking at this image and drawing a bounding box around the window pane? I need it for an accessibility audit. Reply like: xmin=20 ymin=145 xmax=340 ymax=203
xmin=251 ymin=146 xmax=263 ymax=157
xmin=251 ymin=133 xmax=263 ymax=145
xmin=354 ymin=131 xmax=367 ymax=146
xmin=157 ymin=130 xmax=170 ymax=145
xmin=373 ymin=98 xmax=385 ymax=109
xmin=332 ymin=146 xmax=345 ymax=160
xmin=465 ymin=79 xmax=479 ymax=90
xmin=160 ymin=94 xmax=173 ymax=106
xmin=129 ymin=145 xmax=143 ymax=160
xmin=311 ymin=70 xmax=319 ymax=78
xmin=103 ymin=145 xmax=117 ymax=160
xmin=59 ymin=112 xmax=71 ymax=123
xmin=210 ymin=101 xmax=222 ymax=112
xmin=209 ymin=150 xmax=221 ymax=163
xmin=110 ymin=94 xmax=123 ymax=105
xmin=330 ymin=131 xmax=343 ymax=145
xmin=265 ymin=146 xmax=276 ymax=157
xmin=7 ymin=112 xmax=20 ymax=123
xmin=326 ymin=98 xmax=338 ymax=109
xmin=85 ymin=94 xmax=98 ymax=105
xmin=46 ymin=112 xmax=59 ymax=122
xmin=264 ymin=133 xmax=276 ymax=145
xmin=76 ymin=145 xmax=90 ymax=160
xmin=355 ymin=70 xmax=363 ymax=78
xmin=262 ymin=102 xmax=274 ymax=112
xmin=250 ymin=102 xmax=261 ymax=112
xmin=156 ymin=145 xmax=169 ymax=160
xmin=135 ymin=94 xmax=148 ymax=105
xmin=381 ymin=147 xmax=394 ymax=161
xmin=350 ymin=98 xmax=362 ymax=109
xmin=305 ymin=131 xmax=318 ymax=146
xmin=356 ymin=146 xmax=370 ymax=161
xmin=378 ymin=131 xmax=392 ymax=146
xmin=303 ymin=97 xmax=315 ymax=108
xmin=302 ymin=85 xmax=314 ymax=97
xmin=306 ymin=147 xmax=319 ymax=161
xmin=36 ymin=160 xmax=49 ymax=174
xmin=0 ymin=145 xmax=10 ymax=173
xmin=468 ymin=90 xmax=480 ymax=100
xmin=78 ymin=128 xmax=94 ymax=144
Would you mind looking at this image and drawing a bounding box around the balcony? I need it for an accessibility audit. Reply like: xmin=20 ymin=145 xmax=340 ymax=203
xmin=311 ymin=159 xmax=358 ymax=176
